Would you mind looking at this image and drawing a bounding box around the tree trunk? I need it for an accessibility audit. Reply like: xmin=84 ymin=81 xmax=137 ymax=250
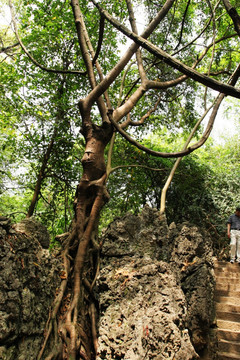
xmin=38 ymin=120 xmax=112 ymax=360
xmin=26 ymin=134 xmax=56 ymax=218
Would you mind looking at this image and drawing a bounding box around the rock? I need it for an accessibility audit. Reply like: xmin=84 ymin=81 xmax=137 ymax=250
xmin=97 ymin=257 xmax=197 ymax=360
xmin=0 ymin=206 xmax=217 ymax=359
xmin=0 ymin=216 xmax=11 ymax=228
xmin=0 ymin=217 xmax=11 ymax=239
xmin=97 ymin=205 xmax=216 ymax=359
xmin=0 ymin=217 xmax=61 ymax=359
xmin=169 ymin=222 xmax=216 ymax=358
xmin=13 ymin=217 xmax=50 ymax=248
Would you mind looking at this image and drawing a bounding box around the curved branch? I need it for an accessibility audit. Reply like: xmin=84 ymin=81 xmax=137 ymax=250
xmin=71 ymin=0 xmax=110 ymax=122
xmin=174 ymin=0 xmax=191 ymax=50
xmin=121 ymin=94 xmax=162 ymax=128
xmin=172 ymin=17 xmax=213 ymax=56
xmin=95 ymin=1 xmax=240 ymax=99
xmin=222 ymin=0 xmax=240 ymax=36
xmin=126 ymin=0 xmax=147 ymax=81
xmin=92 ymin=14 xmax=105 ymax=65
xmin=142 ymin=32 xmax=235 ymax=92
xmin=109 ymin=163 xmax=166 ymax=176
xmin=135 ymin=95 xmax=162 ymax=125
xmin=0 ymin=42 xmax=19 ymax=54
xmin=118 ymin=60 xmax=136 ymax=107
xmin=110 ymin=95 xmax=222 ymax=159
xmin=85 ymin=0 xmax=176 ymax=107
xmin=113 ymin=82 xmax=148 ymax=122
xmin=109 ymin=62 xmax=240 ymax=159
xmin=160 ymin=102 xmax=215 ymax=214
xmin=9 ymin=0 xmax=86 ymax=75
xmin=71 ymin=0 xmax=97 ymax=86
xmin=204 ymin=0 xmax=217 ymax=109
xmin=109 ymin=111 xmax=196 ymax=158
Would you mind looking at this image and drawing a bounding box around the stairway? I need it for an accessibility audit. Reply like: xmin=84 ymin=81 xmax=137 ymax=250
xmin=215 ymin=261 xmax=240 ymax=360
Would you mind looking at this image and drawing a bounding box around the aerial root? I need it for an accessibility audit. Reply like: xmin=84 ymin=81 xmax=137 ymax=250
xmin=89 ymin=302 xmax=98 ymax=355
xmin=37 ymin=241 xmax=71 ymax=360
xmin=37 ymin=184 xmax=105 ymax=360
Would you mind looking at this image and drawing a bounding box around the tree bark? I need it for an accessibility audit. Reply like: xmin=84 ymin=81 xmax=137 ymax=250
xmin=38 ymin=117 xmax=113 ymax=360
xmin=26 ymin=132 xmax=56 ymax=218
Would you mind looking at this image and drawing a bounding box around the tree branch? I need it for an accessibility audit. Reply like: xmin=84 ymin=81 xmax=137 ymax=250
xmin=109 ymin=163 xmax=165 ymax=176
xmin=174 ymin=0 xmax=191 ymax=50
xmin=85 ymin=0 xmax=176 ymax=108
xmin=95 ymin=1 xmax=240 ymax=99
xmin=160 ymin=101 xmax=215 ymax=214
xmin=222 ymin=0 xmax=240 ymax=36
xmin=0 ymin=42 xmax=19 ymax=54
xmin=109 ymin=62 xmax=240 ymax=158
xmin=126 ymin=0 xmax=147 ymax=81
xmin=71 ymin=0 xmax=110 ymax=123
xmin=92 ymin=15 xmax=105 ymax=66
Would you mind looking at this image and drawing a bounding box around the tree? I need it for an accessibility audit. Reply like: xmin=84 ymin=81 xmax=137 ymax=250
xmin=4 ymin=0 xmax=240 ymax=358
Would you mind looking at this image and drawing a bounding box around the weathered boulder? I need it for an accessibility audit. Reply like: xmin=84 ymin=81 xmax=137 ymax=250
xmin=12 ymin=217 xmax=50 ymax=248
xmin=97 ymin=205 xmax=217 ymax=359
xmin=97 ymin=257 xmax=197 ymax=360
xmin=0 ymin=217 xmax=61 ymax=360
xmin=169 ymin=222 xmax=217 ymax=358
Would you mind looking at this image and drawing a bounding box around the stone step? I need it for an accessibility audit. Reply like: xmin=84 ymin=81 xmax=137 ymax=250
xmin=215 ymin=296 xmax=240 ymax=306
xmin=217 ymin=311 xmax=240 ymax=323
xmin=215 ymin=268 xmax=240 ymax=279
xmin=218 ymin=339 xmax=240 ymax=355
xmin=215 ymin=274 xmax=240 ymax=282
xmin=218 ymin=352 xmax=240 ymax=360
xmin=217 ymin=319 xmax=240 ymax=332
xmin=215 ymin=262 xmax=240 ymax=360
xmin=215 ymin=289 xmax=240 ymax=298
xmin=218 ymin=329 xmax=240 ymax=342
xmin=214 ymin=262 xmax=239 ymax=271
xmin=216 ymin=303 xmax=240 ymax=314
xmin=215 ymin=283 xmax=240 ymax=295
xmin=216 ymin=277 xmax=240 ymax=286
xmin=215 ymin=261 xmax=240 ymax=267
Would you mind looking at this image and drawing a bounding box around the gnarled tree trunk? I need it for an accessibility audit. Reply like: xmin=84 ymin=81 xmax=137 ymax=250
xmin=38 ymin=118 xmax=112 ymax=360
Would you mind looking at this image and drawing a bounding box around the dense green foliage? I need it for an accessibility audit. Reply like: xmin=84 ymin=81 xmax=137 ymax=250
xmin=103 ymin=128 xmax=240 ymax=242
xmin=0 ymin=0 xmax=239 ymax=244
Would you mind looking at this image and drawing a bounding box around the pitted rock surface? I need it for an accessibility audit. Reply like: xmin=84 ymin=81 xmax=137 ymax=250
xmin=97 ymin=257 xmax=196 ymax=360
xmin=97 ymin=206 xmax=216 ymax=360
xmin=0 ymin=207 xmax=217 ymax=359
xmin=12 ymin=217 xmax=50 ymax=248
xmin=0 ymin=218 xmax=61 ymax=360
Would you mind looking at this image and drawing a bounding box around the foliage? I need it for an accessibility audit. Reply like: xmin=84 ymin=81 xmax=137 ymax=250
xmin=0 ymin=0 xmax=239 ymax=238
xmin=101 ymin=128 xmax=240 ymax=245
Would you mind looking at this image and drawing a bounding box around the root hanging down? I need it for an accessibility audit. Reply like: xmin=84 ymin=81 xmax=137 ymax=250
xmin=38 ymin=176 xmax=108 ymax=360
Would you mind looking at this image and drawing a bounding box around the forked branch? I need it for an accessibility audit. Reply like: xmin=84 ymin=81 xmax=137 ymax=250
xmin=93 ymin=0 xmax=240 ymax=99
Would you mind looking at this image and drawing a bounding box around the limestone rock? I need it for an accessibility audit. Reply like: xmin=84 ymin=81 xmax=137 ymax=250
xmin=0 ymin=206 xmax=217 ymax=359
xmin=97 ymin=205 xmax=216 ymax=359
xmin=97 ymin=257 xmax=197 ymax=360
xmin=0 ymin=218 xmax=61 ymax=359
xmin=13 ymin=217 xmax=50 ymax=248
